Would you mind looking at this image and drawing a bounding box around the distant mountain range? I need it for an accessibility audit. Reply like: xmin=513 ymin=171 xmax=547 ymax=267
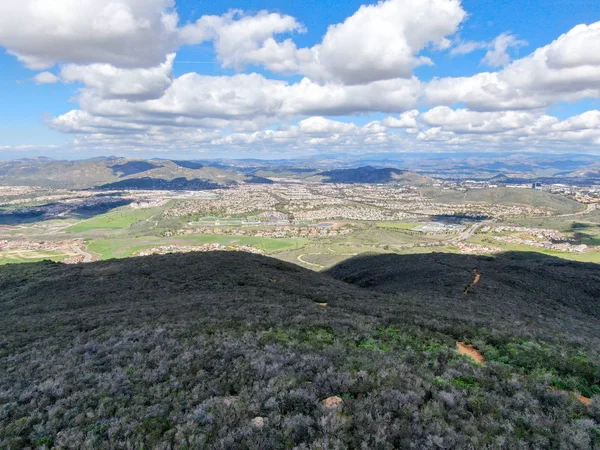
xmin=0 ymin=158 xmax=271 ymax=189
xmin=1 ymin=153 xmax=599 ymax=189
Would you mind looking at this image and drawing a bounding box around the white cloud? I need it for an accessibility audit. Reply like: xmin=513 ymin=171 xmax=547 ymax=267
xmin=180 ymin=10 xmax=304 ymax=72
xmin=51 ymin=72 xmax=422 ymax=134
xmin=300 ymin=0 xmax=466 ymax=84
xmin=545 ymin=23 xmax=600 ymax=69
xmin=382 ymin=110 xmax=420 ymax=128
xmin=32 ymin=72 xmax=59 ymax=85
xmin=298 ymin=117 xmax=358 ymax=134
xmin=426 ymin=22 xmax=600 ymax=111
xmin=450 ymin=40 xmax=488 ymax=56
xmin=416 ymin=107 xmax=600 ymax=147
xmin=421 ymin=106 xmax=538 ymax=133
xmin=450 ymin=32 xmax=527 ymax=67
xmin=60 ymin=54 xmax=175 ymax=101
xmin=4 ymin=1 xmax=600 ymax=155
xmin=0 ymin=0 xmax=178 ymax=69
xmin=180 ymin=0 xmax=466 ymax=85
xmin=482 ymin=33 xmax=527 ymax=67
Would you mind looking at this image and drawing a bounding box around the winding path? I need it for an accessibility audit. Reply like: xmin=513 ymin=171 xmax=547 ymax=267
xmin=69 ymin=245 xmax=95 ymax=263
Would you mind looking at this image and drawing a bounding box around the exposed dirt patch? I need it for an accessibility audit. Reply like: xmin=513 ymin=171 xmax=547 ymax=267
xmin=464 ymin=269 xmax=482 ymax=294
xmin=551 ymin=387 xmax=592 ymax=406
xmin=322 ymin=396 xmax=343 ymax=409
xmin=456 ymin=342 xmax=485 ymax=365
xmin=577 ymin=394 xmax=592 ymax=406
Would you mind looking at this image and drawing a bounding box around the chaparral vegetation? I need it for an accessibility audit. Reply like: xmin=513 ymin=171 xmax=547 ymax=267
xmin=0 ymin=251 xmax=598 ymax=449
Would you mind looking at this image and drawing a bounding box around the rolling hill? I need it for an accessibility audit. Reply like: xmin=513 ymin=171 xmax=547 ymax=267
xmin=0 ymin=158 xmax=264 ymax=189
xmin=316 ymin=166 xmax=433 ymax=185
xmin=0 ymin=251 xmax=598 ymax=449
xmin=422 ymin=187 xmax=584 ymax=215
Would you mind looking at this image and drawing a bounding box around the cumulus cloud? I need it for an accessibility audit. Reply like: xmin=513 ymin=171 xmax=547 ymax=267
xmin=51 ymin=106 xmax=600 ymax=154
xmin=426 ymin=22 xmax=600 ymax=111
xmin=416 ymin=107 xmax=600 ymax=147
xmin=299 ymin=0 xmax=466 ymax=84
xmin=50 ymin=72 xmax=422 ymax=134
xmin=31 ymin=72 xmax=60 ymax=85
xmin=298 ymin=117 xmax=358 ymax=134
xmin=179 ymin=0 xmax=466 ymax=84
xmin=180 ymin=10 xmax=305 ymax=72
xmin=3 ymin=1 xmax=600 ymax=155
xmin=0 ymin=0 xmax=178 ymax=69
xmin=421 ymin=106 xmax=538 ymax=133
xmin=382 ymin=110 xmax=420 ymax=129
xmin=60 ymin=54 xmax=175 ymax=101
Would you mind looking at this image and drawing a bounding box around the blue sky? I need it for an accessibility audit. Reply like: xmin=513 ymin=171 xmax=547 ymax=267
xmin=1 ymin=0 xmax=600 ymax=158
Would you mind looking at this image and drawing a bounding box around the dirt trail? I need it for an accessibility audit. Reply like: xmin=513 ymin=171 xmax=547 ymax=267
xmin=456 ymin=342 xmax=485 ymax=365
xmin=556 ymin=203 xmax=596 ymax=218
xmin=297 ymin=254 xmax=324 ymax=269
xmin=464 ymin=269 xmax=482 ymax=294
xmin=69 ymin=245 xmax=95 ymax=263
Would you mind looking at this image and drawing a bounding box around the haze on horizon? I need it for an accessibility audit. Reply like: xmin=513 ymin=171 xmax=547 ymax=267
xmin=1 ymin=0 xmax=600 ymax=160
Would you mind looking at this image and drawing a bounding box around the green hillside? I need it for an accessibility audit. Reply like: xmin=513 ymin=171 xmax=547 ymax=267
xmin=0 ymin=252 xmax=598 ymax=449
xmin=422 ymin=187 xmax=583 ymax=215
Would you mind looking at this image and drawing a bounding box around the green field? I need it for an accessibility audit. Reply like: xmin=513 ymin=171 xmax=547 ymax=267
xmin=65 ymin=208 xmax=157 ymax=233
xmin=376 ymin=222 xmax=422 ymax=230
xmin=88 ymin=234 xmax=308 ymax=260
xmin=0 ymin=250 xmax=68 ymax=265
xmin=422 ymin=187 xmax=584 ymax=215
xmin=467 ymin=235 xmax=600 ymax=263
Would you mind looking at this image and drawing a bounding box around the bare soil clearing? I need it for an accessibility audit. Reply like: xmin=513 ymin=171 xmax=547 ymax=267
xmin=576 ymin=394 xmax=592 ymax=406
xmin=457 ymin=342 xmax=485 ymax=364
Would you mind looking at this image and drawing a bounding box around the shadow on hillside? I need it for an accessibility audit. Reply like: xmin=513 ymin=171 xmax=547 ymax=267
xmin=325 ymin=251 xmax=600 ymax=318
xmin=110 ymin=161 xmax=162 ymax=178
xmin=5 ymin=249 xmax=599 ymax=342
xmin=318 ymin=166 xmax=406 ymax=183
xmin=97 ymin=177 xmax=226 ymax=191
xmin=430 ymin=214 xmax=490 ymax=224
xmin=171 ymin=160 xmax=204 ymax=170
xmin=571 ymin=222 xmax=600 ymax=246
xmin=0 ymin=196 xmax=133 ymax=226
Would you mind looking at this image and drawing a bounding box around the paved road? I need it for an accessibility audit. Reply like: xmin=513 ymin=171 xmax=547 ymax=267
xmin=447 ymin=221 xmax=491 ymax=244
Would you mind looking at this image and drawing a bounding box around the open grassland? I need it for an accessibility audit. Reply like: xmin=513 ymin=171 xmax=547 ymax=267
xmin=467 ymin=235 xmax=600 ymax=263
xmin=65 ymin=208 xmax=157 ymax=233
xmin=508 ymin=208 xmax=600 ymax=229
xmin=87 ymin=234 xmax=308 ymax=260
xmin=422 ymin=187 xmax=583 ymax=215
xmin=375 ymin=221 xmax=423 ymax=230
xmin=0 ymin=249 xmax=69 ymax=265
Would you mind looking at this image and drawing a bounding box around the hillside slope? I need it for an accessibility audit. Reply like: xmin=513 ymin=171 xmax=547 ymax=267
xmin=327 ymin=251 xmax=600 ymax=325
xmin=0 ymin=158 xmax=253 ymax=189
xmin=422 ymin=187 xmax=583 ymax=215
xmin=1 ymin=252 xmax=599 ymax=449
xmin=316 ymin=166 xmax=432 ymax=185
